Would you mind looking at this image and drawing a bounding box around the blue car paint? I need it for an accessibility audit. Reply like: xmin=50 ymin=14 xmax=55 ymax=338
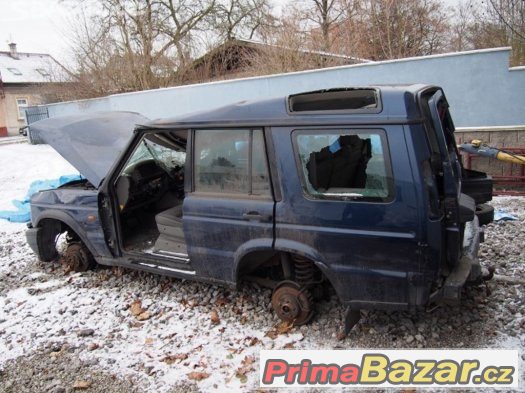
xmin=27 ymin=85 xmax=489 ymax=312
xmin=29 ymin=187 xmax=111 ymax=259
xmin=270 ymin=125 xmax=422 ymax=309
xmin=182 ymin=194 xmax=274 ymax=280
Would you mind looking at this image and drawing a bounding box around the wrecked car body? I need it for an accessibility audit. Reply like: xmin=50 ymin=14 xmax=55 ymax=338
xmin=26 ymin=85 xmax=493 ymax=328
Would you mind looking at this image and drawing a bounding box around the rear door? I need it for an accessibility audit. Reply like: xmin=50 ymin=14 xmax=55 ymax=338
xmin=182 ymin=128 xmax=275 ymax=282
xmin=272 ymin=126 xmax=421 ymax=308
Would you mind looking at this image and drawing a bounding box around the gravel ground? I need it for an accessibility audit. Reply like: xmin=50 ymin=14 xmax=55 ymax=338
xmin=0 ymin=197 xmax=524 ymax=392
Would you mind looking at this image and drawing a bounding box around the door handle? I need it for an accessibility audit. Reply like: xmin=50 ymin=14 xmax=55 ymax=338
xmin=243 ymin=211 xmax=271 ymax=221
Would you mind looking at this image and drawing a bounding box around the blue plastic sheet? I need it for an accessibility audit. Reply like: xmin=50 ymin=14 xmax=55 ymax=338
xmin=0 ymin=174 xmax=82 ymax=223
xmin=494 ymin=209 xmax=518 ymax=221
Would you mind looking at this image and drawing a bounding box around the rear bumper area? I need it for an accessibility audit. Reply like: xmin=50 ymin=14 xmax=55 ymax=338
xmin=442 ymin=216 xmax=483 ymax=304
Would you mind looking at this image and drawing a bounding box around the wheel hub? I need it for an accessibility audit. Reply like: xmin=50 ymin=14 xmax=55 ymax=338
xmin=271 ymin=280 xmax=314 ymax=326
xmin=64 ymin=242 xmax=93 ymax=272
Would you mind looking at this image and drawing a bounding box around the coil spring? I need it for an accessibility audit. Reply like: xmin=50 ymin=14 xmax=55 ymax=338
xmin=292 ymin=254 xmax=315 ymax=286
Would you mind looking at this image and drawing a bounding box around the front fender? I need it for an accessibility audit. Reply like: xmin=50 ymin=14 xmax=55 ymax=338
xmin=33 ymin=210 xmax=107 ymax=258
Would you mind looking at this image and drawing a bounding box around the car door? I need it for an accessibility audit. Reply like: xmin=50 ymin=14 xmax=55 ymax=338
xmin=182 ymin=128 xmax=275 ymax=283
xmin=271 ymin=125 xmax=421 ymax=308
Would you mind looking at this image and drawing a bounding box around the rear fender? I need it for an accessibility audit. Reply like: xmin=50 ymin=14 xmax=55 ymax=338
xmin=273 ymin=239 xmax=343 ymax=299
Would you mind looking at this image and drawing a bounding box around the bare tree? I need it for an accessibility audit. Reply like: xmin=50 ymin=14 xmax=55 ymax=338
xmin=487 ymin=0 xmax=525 ymax=41
xmin=247 ymin=5 xmax=349 ymax=75
xmin=53 ymin=0 xmax=285 ymax=98
xmin=449 ymin=0 xmax=476 ymax=52
xmin=361 ymin=0 xmax=450 ymax=60
xmin=295 ymin=0 xmax=349 ymax=53
xmin=212 ymin=0 xmax=275 ymax=41
xmin=54 ymin=0 xmax=183 ymax=98
xmin=158 ymin=0 xmax=217 ymax=67
xmin=466 ymin=0 xmax=525 ymax=65
xmin=283 ymin=0 xmax=450 ymax=60
xmin=311 ymin=0 xmax=343 ymax=52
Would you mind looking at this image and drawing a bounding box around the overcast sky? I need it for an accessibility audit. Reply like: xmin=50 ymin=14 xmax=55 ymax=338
xmin=0 ymin=0 xmax=463 ymax=66
xmin=0 ymin=0 xmax=74 ymax=64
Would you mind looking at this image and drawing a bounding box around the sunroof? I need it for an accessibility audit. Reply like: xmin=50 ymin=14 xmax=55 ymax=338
xmin=288 ymin=88 xmax=379 ymax=113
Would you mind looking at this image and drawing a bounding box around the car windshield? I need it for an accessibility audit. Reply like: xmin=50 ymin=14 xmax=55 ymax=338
xmin=127 ymin=138 xmax=186 ymax=173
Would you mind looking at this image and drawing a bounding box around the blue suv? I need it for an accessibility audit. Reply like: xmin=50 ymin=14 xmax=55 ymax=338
xmin=26 ymin=85 xmax=493 ymax=330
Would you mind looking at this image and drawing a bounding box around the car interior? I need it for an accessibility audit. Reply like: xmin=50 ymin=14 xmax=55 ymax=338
xmin=114 ymin=130 xmax=189 ymax=257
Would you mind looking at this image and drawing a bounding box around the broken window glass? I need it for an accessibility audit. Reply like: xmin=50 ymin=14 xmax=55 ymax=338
xmin=295 ymin=130 xmax=393 ymax=201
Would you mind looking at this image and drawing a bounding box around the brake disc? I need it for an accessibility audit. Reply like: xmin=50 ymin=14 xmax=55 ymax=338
xmin=271 ymin=280 xmax=314 ymax=326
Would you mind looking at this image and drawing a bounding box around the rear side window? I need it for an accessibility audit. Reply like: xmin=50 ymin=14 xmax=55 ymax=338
xmin=194 ymin=129 xmax=271 ymax=196
xmin=294 ymin=129 xmax=393 ymax=201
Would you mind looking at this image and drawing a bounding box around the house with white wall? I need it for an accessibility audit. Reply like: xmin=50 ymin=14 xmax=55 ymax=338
xmin=0 ymin=43 xmax=63 ymax=136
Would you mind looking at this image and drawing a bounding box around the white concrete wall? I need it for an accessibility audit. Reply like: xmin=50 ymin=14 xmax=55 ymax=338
xmin=43 ymin=47 xmax=525 ymax=128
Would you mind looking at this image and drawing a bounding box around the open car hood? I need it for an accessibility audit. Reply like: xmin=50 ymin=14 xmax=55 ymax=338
xmin=30 ymin=112 xmax=149 ymax=187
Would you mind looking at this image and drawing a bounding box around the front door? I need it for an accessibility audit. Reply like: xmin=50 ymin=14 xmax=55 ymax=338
xmin=183 ymin=128 xmax=275 ymax=283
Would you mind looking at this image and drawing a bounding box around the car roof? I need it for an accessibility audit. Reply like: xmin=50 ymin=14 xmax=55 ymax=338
xmin=143 ymin=84 xmax=435 ymax=130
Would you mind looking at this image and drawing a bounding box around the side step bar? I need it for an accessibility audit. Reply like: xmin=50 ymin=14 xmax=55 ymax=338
xmin=145 ymin=249 xmax=190 ymax=263
xmin=137 ymin=261 xmax=196 ymax=276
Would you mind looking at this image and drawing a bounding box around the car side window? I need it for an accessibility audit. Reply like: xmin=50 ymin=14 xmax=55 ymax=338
xmin=294 ymin=130 xmax=393 ymax=201
xmin=194 ymin=129 xmax=271 ymax=196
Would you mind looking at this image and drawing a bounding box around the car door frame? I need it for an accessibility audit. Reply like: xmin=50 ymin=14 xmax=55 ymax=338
xmin=98 ymin=128 xmax=190 ymax=264
xmin=182 ymin=126 xmax=277 ymax=284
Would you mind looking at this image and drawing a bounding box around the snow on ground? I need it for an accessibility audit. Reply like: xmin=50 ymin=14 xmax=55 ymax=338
xmin=0 ymin=143 xmax=524 ymax=392
xmin=0 ymin=143 xmax=77 ymax=234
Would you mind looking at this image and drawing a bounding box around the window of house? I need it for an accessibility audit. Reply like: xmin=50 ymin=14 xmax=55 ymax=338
xmin=194 ymin=129 xmax=271 ymax=196
xmin=16 ymin=98 xmax=28 ymax=120
xmin=294 ymin=129 xmax=393 ymax=201
xmin=36 ymin=68 xmax=50 ymax=77
xmin=7 ymin=68 xmax=22 ymax=75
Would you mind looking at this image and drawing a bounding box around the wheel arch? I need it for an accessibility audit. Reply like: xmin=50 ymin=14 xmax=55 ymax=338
xmin=34 ymin=210 xmax=98 ymax=258
xmin=234 ymin=238 xmax=342 ymax=299
xmin=233 ymin=238 xmax=275 ymax=284
xmin=273 ymin=239 xmax=343 ymax=300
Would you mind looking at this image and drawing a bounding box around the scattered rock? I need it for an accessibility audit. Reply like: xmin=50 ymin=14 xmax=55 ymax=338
xmin=77 ymin=329 xmax=94 ymax=337
xmin=187 ymin=371 xmax=210 ymax=381
xmin=72 ymin=380 xmax=92 ymax=389
xmin=130 ymin=300 xmax=143 ymax=316
xmin=211 ymin=309 xmax=220 ymax=324
xmin=136 ymin=311 xmax=151 ymax=321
